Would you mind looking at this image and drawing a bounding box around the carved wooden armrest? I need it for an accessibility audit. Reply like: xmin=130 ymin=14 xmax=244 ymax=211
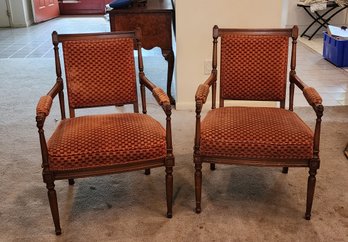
xmin=303 ymin=86 xmax=322 ymax=106
xmin=153 ymin=87 xmax=171 ymax=106
xmin=36 ymin=95 xmax=53 ymax=117
xmin=195 ymin=84 xmax=210 ymax=104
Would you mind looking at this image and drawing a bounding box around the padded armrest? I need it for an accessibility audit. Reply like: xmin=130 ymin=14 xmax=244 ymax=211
xmin=195 ymin=84 xmax=210 ymax=103
xmin=36 ymin=95 xmax=53 ymax=116
xmin=303 ymin=86 xmax=322 ymax=106
xmin=153 ymin=87 xmax=170 ymax=106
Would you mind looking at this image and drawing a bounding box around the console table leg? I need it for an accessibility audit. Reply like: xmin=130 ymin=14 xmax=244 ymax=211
xmin=163 ymin=50 xmax=175 ymax=105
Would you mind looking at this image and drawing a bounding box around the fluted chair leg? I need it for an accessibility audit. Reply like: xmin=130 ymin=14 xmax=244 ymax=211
xmin=68 ymin=179 xmax=75 ymax=185
xmin=195 ymin=160 xmax=202 ymax=213
xmin=46 ymin=181 xmax=61 ymax=235
xmin=282 ymin=167 xmax=289 ymax=174
xmin=210 ymin=163 xmax=216 ymax=170
xmin=145 ymin=169 xmax=151 ymax=175
xmin=165 ymin=166 xmax=173 ymax=218
xmin=305 ymin=165 xmax=318 ymax=220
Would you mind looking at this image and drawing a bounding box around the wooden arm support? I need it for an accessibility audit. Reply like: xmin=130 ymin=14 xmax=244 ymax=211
xmin=140 ymin=73 xmax=172 ymax=111
xmin=290 ymin=73 xmax=323 ymax=113
xmin=303 ymin=86 xmax=322 ymax=106
xmin=195 ymin=84 xmax=210 ymax=104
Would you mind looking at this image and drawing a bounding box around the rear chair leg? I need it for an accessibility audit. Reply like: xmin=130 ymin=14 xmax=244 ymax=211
xmin=46 ymin=180 xmax=62 ymax=235
xmin=68 ymin=179 xmax=75 ymax=185
xmin=145 ymin=169 xmax=151 ymax=175
xmin=210 ymin=163 xmax=216 ymax=170
xmin=165 ymin=166 xmax=173 ymax=218
xmin=282 ymin=167 xmax=289 ymax=174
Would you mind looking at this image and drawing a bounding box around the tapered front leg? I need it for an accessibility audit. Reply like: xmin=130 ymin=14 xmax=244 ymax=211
xmin=282 ymin=167 xmax=289 ymax=174
xmin=46 ymin=180 xmax=61 ymax=235
xmin=210 ymin=163 xmax=216 ymax=170
xmin=305 ymin=161 xmax=319 ymax=220
xmin=165 ymin=166 xmax=173 ymax=218
xmin=195 ymin=159 xmax=202 ymax=213
xmin=145 ymin=169 xmax=151 ymax=175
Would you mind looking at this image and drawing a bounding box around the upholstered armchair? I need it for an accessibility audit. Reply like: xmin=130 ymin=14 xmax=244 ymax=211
xmin=194 ymin=25 xmax=323 ymax=219
xmin=35 ymin=30 xmax=174 ymax=235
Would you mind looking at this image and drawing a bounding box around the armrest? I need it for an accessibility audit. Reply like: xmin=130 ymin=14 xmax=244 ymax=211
xmin=139 ymin=73 xmax=171 ymax=111
xmin=290 ymin=73 xmax=323 ymax=113
xmin=195 ymin=72 xmax=216 ymax=111
xmin=195 ymin=84 xmax=210 ymax=104
xmin=303 ymin=86 xmax=322 ymax=106
xmin=36 ymin=95 xmax=53 ymax=117
xmin=153 ymin=87 xmax=170 ymax=106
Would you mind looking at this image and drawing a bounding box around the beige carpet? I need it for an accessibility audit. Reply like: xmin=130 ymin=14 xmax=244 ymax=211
xmin=0 ymin=56 xmax=348 ymax=241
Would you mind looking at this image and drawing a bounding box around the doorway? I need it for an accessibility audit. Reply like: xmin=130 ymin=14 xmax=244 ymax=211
xmin=0 ymin=0 xmax=11 ymax=27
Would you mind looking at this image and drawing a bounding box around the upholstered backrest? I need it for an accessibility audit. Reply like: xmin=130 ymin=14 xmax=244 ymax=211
xmin=220 ymin=33 xmax=289 ymax=101
xmin=61 ymin=37 xmax=137 ymax=109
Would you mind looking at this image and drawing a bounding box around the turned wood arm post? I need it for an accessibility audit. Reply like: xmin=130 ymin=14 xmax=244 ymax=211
xmin=36 ymin=116 xmax=49 ymax=169
xmin=164 ymin=104 xmax=174 ymax=162
xmin=194 ymin=100 xmax=203 ymax=155
xmin=313 ymin=104 xmax=324 ymax=161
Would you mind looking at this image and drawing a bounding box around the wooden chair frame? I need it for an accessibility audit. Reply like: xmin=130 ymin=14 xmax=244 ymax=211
xmin=36 ymin=30 xmax=174 ymax=235
xmin=194 ymin=25 xmax=323 ymax=220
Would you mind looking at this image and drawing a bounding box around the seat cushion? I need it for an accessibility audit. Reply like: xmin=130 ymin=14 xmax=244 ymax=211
xmin=47 ymin=113 xmax=166 ymax=171
xmin=200 ymin=107 xmax=314 ymax=160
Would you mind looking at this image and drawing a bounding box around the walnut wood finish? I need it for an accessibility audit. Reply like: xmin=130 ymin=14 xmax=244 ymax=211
xmin=36 ymin=30 xmax=174 ymax=235
xmin=194 ymin=25 xmax=323 ymax=220
xmin=108 ymin=0 xmax=175 ymax=105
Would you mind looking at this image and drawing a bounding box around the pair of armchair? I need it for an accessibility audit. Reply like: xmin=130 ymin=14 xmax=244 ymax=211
xmin=36 ymin=26 xmax=323 ymax=235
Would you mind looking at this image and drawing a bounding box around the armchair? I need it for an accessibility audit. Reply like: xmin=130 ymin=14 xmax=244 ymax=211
xmin=194 ymin=25 xmax=323 ymax=219
xmin=36 ymin=30 xmax=174 ymax=235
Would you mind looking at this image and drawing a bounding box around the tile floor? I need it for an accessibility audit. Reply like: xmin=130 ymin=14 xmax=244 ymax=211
xmin=0 ymin=16 xmax=347 ymax=106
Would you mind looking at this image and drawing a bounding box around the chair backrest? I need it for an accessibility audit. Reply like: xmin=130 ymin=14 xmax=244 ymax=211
xmin=215 ymin=27 xmax=297 ymax=103
xmin=53 ymin=31 xmax=141 ymax=116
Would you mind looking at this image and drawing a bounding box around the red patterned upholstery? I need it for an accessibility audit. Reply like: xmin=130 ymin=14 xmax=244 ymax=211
xmin=220 ymin=35 xmax=289 ymax=101
xmin=195 ymin=84 xmax=210 ymax=103
xmin=62 ymin=38 xmax=137 ymax=108
xmin=153 ymin=87 xmax=170 ymax=105
xmin=303 ymin=86 xmax=322 ymax=105
xmin=47 ymin=113 xmax=166 ymax=171
xmin=200 ymin=107 xmax=314 ymax=159
xmin=36 ymin=95 xmax=53 ymax=116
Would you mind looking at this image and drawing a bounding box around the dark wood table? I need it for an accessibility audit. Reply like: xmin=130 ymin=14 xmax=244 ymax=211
xmin=108 ymin=0 xmax=175 ymax=104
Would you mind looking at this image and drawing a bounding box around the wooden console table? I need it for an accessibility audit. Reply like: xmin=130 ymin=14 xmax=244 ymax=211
xmin=108 ymin=0 xmax=175 ymax=104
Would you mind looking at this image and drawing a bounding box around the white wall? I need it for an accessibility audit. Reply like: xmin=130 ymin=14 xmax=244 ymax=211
xmin=175 ymin=0 xmax=283 ymax=109
xmin=0 ymin=0 xmax=10 ymax=27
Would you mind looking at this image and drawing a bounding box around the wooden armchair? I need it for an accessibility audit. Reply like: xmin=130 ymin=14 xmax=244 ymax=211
xmin=194 ymin=26 xmax=323 ymax=219
xmin=35 ymin=30 xmax=174 ymax=235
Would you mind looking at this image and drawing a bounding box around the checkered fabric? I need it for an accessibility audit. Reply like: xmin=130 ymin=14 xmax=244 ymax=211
xmin=62 ymin=38 xmax=137 ymax=109
xmin=220 ymin=35 xmax=289 ymax=101
xmin=200 ymin=107 xmax=314 ymax=159
xmin=303 ymin=86 xmax=322 ymax=105
xmin=47 ymin=113 xmax=166 ymax=171
xmin=36 ymin=95 xmax=53 ymax=116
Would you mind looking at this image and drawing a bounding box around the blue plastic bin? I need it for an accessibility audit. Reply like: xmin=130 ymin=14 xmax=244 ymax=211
xmin=323 ymin=32 xmax=348 ymax=67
